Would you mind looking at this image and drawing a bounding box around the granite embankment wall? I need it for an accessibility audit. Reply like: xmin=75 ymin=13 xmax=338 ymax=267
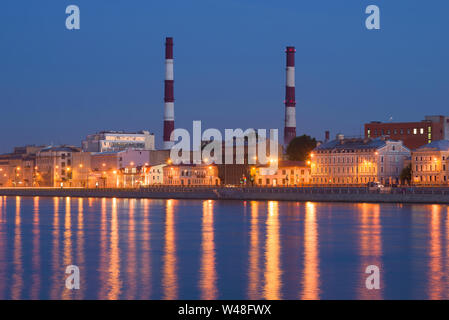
xmin=1 ymin=187 xmax=449 ymax=204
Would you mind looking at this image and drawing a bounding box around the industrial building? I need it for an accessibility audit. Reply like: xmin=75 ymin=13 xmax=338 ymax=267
xmin=365 ymin=115 xmax=449 ymax=150
xmin=163 ymin=37 xmax=175 ymax=150
xmin=284 ymin=46 xmax=296 ymax=147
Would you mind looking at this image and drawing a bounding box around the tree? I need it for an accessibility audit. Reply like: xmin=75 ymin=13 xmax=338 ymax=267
xmin=286 ymin=135 xmax=317 ymax=161
xmin=400 ymin=164 xmax=412 ymax=185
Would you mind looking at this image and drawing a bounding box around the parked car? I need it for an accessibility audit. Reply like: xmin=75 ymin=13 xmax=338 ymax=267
xmin=367 ymin=181 xmax=384 ymax=191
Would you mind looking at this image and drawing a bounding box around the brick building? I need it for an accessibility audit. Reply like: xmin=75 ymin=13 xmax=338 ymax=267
xmin=364 ymin=115 xmax=449 ymax=150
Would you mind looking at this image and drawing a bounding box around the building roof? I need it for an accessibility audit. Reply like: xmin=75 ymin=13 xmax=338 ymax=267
xmin=278 ymin=160 xmax=308 ymax=167
xmin=314 ymin=138 xmax=387 ymax=151
xmin=416 ymin=140 xmax=449 ymax=152
xmin=256 ymin=160 xmax=308 ymax=169
xmin=39 ymin=145 xmax=80 ymax=153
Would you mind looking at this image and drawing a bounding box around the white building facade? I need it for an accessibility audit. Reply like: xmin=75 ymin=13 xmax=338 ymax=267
xmin=311 ymin=137 xmax=410 ymax=185
xmin=82 ymin=131 xmax=155 ymax=153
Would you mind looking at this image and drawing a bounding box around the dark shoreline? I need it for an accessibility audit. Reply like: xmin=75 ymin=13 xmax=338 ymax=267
xmin=1 ymin=187 xmax=449 ymax=204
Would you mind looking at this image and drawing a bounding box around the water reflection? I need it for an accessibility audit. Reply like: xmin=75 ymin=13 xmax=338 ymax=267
xmin=429 ymin=205 xmax=443 ymax=299
xmin=162 ymin=199 xmax=178 ymax=299
xmin=99 ymin=198 xmax=108 ymax=298
xmin=264 ymin=201 xmax=281 ymax=299
xmin=301 ymin=202 xmax=320 ymax=300
xmin=141 ymin=199 xmax=151 ymax=298
xmin=108 ymin=198 xmax=122 ymax=299
xmin=1 ymin=197 xmax=449 ymax=300
xmin=31 ymin=197 xmax=40 ymax=299
xmin=50 ymin=197 xmax=60 ymax=299
xmin=61 ymin=197 xmax=73 ymax=300
xmin=200 ymin=200 xmax=217 ymax=299
xmin=248 ymin=201 xmax=261 ymax=299
xmin=358 ymin=203 xmax=382 ymax=299
xmin=126 ymin=199 xmax=137 ymax=299
xmin=12 ymin=197 xmax=22 ymax=300
xmin=76 ymin=198 xmax=85 ymax=299
xmin=0 ymin=197 xmax=5 ymax=299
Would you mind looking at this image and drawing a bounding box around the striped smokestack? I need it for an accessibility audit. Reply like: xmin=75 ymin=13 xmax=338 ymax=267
xmin=163 ymin=37 xmax=175 ymax=150
xmin=284 ymin=46 xmax=296 ymax=147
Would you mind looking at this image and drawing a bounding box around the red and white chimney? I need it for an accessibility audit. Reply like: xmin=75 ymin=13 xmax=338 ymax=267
xmin=284 ymin=46 xmax=296 ymax=147
xmin=163 ymin=37 xmax=175 ymax=150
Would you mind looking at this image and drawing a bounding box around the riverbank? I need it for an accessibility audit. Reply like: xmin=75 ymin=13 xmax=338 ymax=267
xmin=1 ymin=187 xmax=449 ymax=204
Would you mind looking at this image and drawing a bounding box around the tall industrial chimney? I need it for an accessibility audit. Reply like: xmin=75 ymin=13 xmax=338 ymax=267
xmin=163 ymin=37 xmax=175 ymax=150
xmin=284 ymin=46 xmax=296 ymax=147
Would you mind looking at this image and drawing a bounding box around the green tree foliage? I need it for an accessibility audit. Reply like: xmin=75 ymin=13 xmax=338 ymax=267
xmin=286 ymin=135 xmax=317 ymax=161
xmin=400 ymin=163 xmax=412 ymax=184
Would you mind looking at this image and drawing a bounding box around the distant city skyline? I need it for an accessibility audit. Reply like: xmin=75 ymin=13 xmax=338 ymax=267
xmin=1 ymin=0 xmax=448 ymax=153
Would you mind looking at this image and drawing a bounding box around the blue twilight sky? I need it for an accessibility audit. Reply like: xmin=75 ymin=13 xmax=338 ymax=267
xmin=0 ymin=0 xmax=448 ymax=153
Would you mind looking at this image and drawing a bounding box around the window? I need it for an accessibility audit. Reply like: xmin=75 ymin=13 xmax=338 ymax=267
xmin=420 ymin=128 xmax=424 ymax=134
xmin=413 ymin=128 xmax=417 ymax=135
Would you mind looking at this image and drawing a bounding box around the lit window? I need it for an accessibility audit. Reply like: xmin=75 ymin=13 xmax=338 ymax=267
xmin=413 ymin=128 xmax=417 ymax=135
xmin=420 ymin=128 xmax=424 ymax=134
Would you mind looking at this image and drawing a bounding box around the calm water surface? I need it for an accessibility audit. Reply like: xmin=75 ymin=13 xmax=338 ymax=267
xmin=0 ymin=196 xmax=448 ymax=300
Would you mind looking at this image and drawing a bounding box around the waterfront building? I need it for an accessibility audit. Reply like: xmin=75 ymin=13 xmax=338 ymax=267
xmin=35 ymin=145 xmax=81 ymax=187
xmin=253 ymin=160 xmax=311 ymax=186
xmin=411 ymin=140 xmax=449 ymax=185
xmin=364 ymin=115 xmax=449 ymax=150
xmin=82 ymin=130 xmax=155 ymax=152
xmin=143 ymin=164 xmax=166 ymax=185
xmin=163 ymin=164 xmax=220 ymax=186
xmin=70 ymin=152 xmax=92 ymax=187
xmin=311 ymin=136 xmax=410 ymax=185
xmin=210 ymin=137 xmax=281 ymax=185
xmin=91 ymin=149 xmax=150 ymax=171
xmin=148 ymin=149 xmax=171 ymax=165
xmin=0 ymin=145 xmax=45 ymax=187
xmin=90 ymin=149 xmax=150 ymax=188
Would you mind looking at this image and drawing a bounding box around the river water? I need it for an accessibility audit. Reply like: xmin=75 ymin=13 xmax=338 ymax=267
xmin=0 ymin=196 xmax=448 ymax=300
